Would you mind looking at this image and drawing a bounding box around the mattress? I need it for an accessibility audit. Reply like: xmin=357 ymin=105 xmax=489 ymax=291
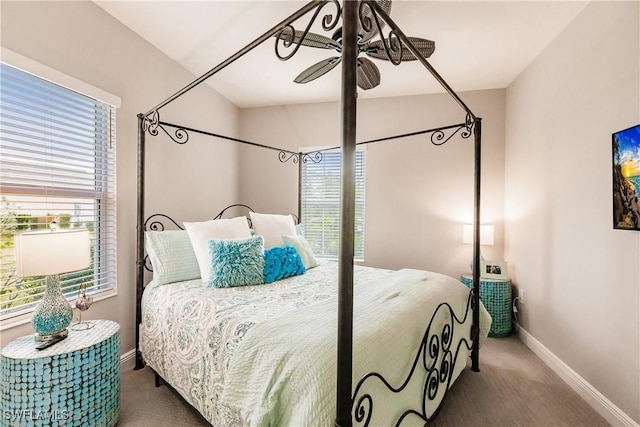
xmin=140 ymin=261 xmax=490 ymax=426
xmin=140 ymin=261 xmax=393 ymax=425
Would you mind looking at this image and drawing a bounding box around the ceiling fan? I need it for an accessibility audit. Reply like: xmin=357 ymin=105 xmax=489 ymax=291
xmin=283 ymin=0 xmax=436 ymax=90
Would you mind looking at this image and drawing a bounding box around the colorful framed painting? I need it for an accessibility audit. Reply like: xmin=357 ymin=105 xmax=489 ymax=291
xmin=613 ymin=124 xmax=640 ymax=230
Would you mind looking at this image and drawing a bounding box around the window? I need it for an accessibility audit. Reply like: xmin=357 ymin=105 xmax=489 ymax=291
xmin=0 ymin=61 xmax=117 ymax=320
xmin=301 ymin=150 xmax=366 ymax=259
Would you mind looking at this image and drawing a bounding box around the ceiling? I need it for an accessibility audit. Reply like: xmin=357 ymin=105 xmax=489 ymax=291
xmin=95 ymin=1 xmax=588 ymax=108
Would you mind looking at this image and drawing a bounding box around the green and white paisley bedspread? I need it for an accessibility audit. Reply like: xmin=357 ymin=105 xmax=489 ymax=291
xmin=140 ymin=261 xmax=395 ymax=426
xmin=219 ymin=268 xmax=491 ymax=426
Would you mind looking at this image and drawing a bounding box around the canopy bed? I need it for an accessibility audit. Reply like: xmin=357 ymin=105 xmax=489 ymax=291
xmin=134 ymin=1 xmax=488 ymax=426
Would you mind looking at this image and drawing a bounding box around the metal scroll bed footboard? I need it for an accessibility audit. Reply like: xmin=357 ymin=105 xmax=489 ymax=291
xmin=352 ymin=292 xmax=475 ymax=426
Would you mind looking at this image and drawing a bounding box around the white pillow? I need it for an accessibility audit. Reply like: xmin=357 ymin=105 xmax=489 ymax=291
xmin=184 ymin=217 xmax=252 ymax=283
xmin=249 ymin=212 xmax=297 ymax=249
xmin=145 ymin=230 xmax=201 ymax=285
xmin=282 ymin=234 xmax=318 ymax=269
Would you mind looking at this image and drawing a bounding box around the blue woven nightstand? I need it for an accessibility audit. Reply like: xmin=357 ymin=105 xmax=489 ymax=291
xmin=460 ymin=275 xmax=512 ymax=337
xmin=1 ymin=320 xmax=120 ymax=427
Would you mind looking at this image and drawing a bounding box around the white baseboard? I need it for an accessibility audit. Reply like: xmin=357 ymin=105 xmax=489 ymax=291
xmin=513 ymin=323 xmax=638 ymax=427
xmin=120 ymin=348 xmax=136 ymax=371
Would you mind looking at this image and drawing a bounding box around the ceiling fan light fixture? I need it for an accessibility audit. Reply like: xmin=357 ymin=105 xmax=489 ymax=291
xmin=290 ymin=0 xmax=433 ymax=90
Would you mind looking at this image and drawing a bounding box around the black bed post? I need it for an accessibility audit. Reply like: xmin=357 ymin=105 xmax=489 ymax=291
xmin=336 ymin=1 xmax=358 ymax=426
xmin=471 ymin=117 xmax=482 ymax=372
xmin=135 ymin=113 xmax=146 ymax=370
xmin=297 ymin=152 xmax=303 ymax=222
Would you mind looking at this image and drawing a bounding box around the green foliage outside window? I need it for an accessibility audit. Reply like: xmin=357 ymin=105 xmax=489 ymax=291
xmin=0 ymin=198 xmax=95 ymax=314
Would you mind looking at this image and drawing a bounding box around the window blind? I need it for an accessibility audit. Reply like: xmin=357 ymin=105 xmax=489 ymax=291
xmin=301 ymin=150 xmax=365 ymax=259
xmin=0 ymin=62 xmax=117 ymax=319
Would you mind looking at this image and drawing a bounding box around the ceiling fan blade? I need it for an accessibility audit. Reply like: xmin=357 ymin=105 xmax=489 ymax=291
xmin=359 ymin=0 xmax=392 ymax=44
xmin=356 ymin=57 xmax=381 ymax=90
xmin=276 ymin=30 xmax=341 ymax=51
xmin=365 ymin=37 xmax=436 ymax=62
xmin=294 ymin=57 xmax=342 ymax=84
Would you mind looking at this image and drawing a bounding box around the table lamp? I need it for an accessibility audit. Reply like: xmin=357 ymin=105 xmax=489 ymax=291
xmin=462 ymin=224 xmax=495 ymax=246
xmin=462 ymin=224 xmax=494 ymax=272
xmin=14 ymin=229 xmax=91 ymax=342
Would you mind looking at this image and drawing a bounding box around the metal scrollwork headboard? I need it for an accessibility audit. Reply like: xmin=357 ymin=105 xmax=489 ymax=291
xmin=214 ymin=204 xmax=256 ymax=223
xmin=142 ymin=205 xmax=259 ymax=272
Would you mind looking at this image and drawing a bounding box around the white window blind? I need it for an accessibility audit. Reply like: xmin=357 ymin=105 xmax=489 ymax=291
xmin=301 ymin=150 xmax=366 ymax=259
xmin=0 ymin=62 xmax=117 ymax=320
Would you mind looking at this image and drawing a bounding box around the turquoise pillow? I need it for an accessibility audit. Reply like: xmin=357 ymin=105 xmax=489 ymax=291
xmin=263 ymin=245 xmax=306 ymax=284
xmin=208 ymin=236 xmax=265 ymax=288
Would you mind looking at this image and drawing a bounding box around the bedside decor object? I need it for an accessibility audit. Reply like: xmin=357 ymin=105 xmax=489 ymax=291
xmin=71 ymin=282 xmax=94 ymax=331
xmin=480 ymin=260 xmax=508 ymax=280
xmin=1 ymin=320 xmax=120 ymax=426
xmin=14 ymin=228 xmax=91 ymax=342
xmin=612 ymin=123 xmax=640 ymax=230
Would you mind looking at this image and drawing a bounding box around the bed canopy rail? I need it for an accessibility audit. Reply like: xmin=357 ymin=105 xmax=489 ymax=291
xmin=364 ymin=1 xmax=476 ymax=121
xmin=156 ymin=119 xmax=473 ymax=152
xmin=135 ymin=1 xmax=483 ymax=425
xmin=150 ymin=116 xmax=473 ymax=234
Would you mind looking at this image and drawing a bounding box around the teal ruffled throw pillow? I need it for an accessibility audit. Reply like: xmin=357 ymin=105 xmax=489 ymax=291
xmin=208 ymin=236 xmax=265 ymax=288
xmin=263 ymin=245 xmax=306 ymax=284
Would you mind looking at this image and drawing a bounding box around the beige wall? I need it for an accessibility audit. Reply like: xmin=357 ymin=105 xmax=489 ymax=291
xmin=239 ymin=89 xmax=506 ymax=278
xmin=0 ymin=1 xmax=241 ymax=353
xmin=504 ymin=1 xmax=640 ymax=422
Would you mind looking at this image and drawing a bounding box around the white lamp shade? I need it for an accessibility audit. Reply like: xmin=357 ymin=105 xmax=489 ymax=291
xmin=462 ymin=224 xmax=495 ymax=245
xmin=14 ymin=230 xmax=91 ymax=277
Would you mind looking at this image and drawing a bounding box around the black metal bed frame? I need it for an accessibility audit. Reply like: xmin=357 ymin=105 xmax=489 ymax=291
xmin=135 ymin=1 xmax=483 ymax=426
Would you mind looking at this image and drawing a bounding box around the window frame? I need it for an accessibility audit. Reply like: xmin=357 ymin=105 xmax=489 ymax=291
xmin=0 ymin=48 xmax=120 ymax=326
xmin=301 ymin=148 xmax=366 ymax=261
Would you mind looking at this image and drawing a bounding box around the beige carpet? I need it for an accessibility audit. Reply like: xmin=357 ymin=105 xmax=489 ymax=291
xmin=119 ymin=334 xmax=610 ymax=426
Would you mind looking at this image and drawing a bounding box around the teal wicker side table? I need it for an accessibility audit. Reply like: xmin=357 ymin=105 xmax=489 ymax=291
xmin=1 ymin=320 xmax=120 ymax=427
xmin=460 ymin=275 xmax=512 ymax=337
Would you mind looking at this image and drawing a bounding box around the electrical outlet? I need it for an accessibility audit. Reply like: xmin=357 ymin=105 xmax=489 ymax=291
xmin=520 ymin=290 xmax=525 ymax=304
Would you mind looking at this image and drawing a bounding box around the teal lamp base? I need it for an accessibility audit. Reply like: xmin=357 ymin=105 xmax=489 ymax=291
xmin=32 ymin=274 xmax=73 ymax=342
